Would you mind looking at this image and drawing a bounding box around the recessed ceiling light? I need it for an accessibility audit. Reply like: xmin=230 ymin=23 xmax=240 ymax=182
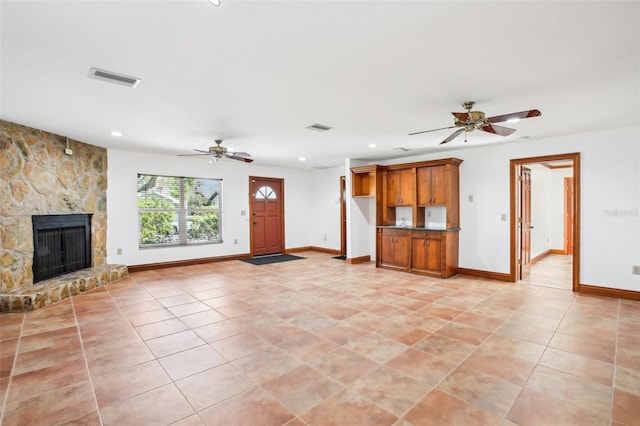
xmin=507 ymin=118 xmax=520 ymax=123
xmin=299 ymin=157 xmax=307 ymax=161
xmin=368 ymin=144 xmax=376 ymax=148
xmin=110 ymin=131 xmax=123 ymax=137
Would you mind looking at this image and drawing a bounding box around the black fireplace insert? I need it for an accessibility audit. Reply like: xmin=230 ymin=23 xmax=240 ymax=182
xmin=32 ymin=214 xmax=92 ymax=284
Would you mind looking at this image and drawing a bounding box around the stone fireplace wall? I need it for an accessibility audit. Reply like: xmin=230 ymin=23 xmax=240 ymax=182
xmin=0 ymin=120 xmax=107 ymax=293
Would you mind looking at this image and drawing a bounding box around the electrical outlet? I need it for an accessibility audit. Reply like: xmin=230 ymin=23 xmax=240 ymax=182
xmin=468 ymin=195 xmax=473 ymax=202
xmin=500 ymin=214 xmax=507 ymax=222
xmin=323 ymin=234 xmax=327 ymax=241
xmin=116 ymin=248 xmax=122 ymax=255
xmin=234 ymin=239 xmax=238 ymax=244
xmin=633 ymin=265 xmax=640 ymax=275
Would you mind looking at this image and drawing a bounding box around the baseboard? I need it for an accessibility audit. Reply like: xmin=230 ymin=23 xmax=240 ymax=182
xmin=286 ymin=246 xmax=341 ymax=255
xmin=128 ymin=253 xmax=251 ymax=273
xmin=550 ymin=249 xmax=566 ymax=255
xmin=285 ymin=246 xmax=313 ymax=254
xmin=346 ymin=255 xmax=371 ymax=264
xmin=579 ymin=284 xmax=640 ymax=301
xmin=129 ymin=247 xmax=344 ymax=272
xmin=530 ymin=250 xmax=550 ymax=265
xmin=457 ymin=268 xmax=512 ymax=282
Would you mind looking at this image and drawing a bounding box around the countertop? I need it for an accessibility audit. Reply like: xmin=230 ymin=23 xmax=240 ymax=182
xmin=377 ymin=226 xmax=461 ymax=232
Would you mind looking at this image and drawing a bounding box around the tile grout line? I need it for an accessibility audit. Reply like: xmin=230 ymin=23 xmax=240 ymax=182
xmin=70 ymin=294 xmax=105 ymax=426
xmin=0 ymin=312 xmax=26 ymax=425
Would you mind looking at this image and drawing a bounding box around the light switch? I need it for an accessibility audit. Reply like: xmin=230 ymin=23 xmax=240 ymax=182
xmin=240 ymin=210 xmax=246 ymax=216
xmin=468 ymin=195 xmax=473 ymax=202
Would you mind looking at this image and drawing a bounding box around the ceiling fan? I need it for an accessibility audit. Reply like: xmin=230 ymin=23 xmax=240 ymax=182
xmin=179 ymin=139 xmax=253 ymax=163
xmin=409 ymin=101 xmax=541 ymax=145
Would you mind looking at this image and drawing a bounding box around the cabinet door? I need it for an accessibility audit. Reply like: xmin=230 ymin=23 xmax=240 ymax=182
xmin=386 ymin=170 xmax=401 ymax=206
xmin=393 ymin=233 xmax=411 ymax=268
xmin=380 ymin=233 xmax=396 ymax=267
xmin=430 ymin=165 xmax=447 ymax=205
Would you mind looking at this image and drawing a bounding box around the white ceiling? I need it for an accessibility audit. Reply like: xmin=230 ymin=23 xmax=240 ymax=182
xmin=1 ymin=1 xmax=638 ymax=169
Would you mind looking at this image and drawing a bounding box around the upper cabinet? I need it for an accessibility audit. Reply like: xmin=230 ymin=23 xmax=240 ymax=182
xmin=386 ymin=168 xmax=414 ymax=206
xmin=416 ymin=160 xmax=462 ymax=228
xmin=417 ymin=165 xmax=446 ymax=205
xmin=351 ymin=165 xmax=382 ymax=197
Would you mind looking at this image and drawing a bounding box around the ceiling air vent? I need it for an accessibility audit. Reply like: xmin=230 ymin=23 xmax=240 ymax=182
xmin=394 ymin=147 xmax=411 ymax=152
xmin=89 ymin=68 xmax=141 ymax=88
xmin=306 ymin=123 xmax=332 ymax=132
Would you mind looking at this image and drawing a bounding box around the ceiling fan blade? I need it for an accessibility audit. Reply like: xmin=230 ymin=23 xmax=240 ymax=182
xmin=479 ymin=124 xmax=517 ymax=136
xmin=408 ymin=125 xmax=457 ymax=136
xmin=177 ymin=153 xmax=210 ymax=157
xmin=192 ymin=148 xmax=211 ymax=153
xmin=486 ymin=109 xmax=541 ymax=123
xmin=229 ymin=151 xmax=251 ymax=157
xmin=226 ymin=154 xmax=254 ymax=163
xmin=439 ymin=128 xmax=466 ymax=145
xmin=452 ymin=112 xmax=471 ymax=122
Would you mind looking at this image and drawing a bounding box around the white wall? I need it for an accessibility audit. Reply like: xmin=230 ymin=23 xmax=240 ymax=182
xmin=108 ymin=125 xmax=640 ymax=292
xmin=309 ymin=166 xmax=344 ymax=250
xmin=549 ymin=167 xmax=573 ymax=250
xmin=107 ymin=149 xmax=317 ymax=266
xmin=529 ymin=164 xmax=551 ymax=259
xmin=375 ymin=125 xmax=639 ymax=291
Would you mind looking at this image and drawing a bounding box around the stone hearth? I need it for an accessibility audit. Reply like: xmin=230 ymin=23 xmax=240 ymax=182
xmin=0 ymin=264 xmax=128 ymax=312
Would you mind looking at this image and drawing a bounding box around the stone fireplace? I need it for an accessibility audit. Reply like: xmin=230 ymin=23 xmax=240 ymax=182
xmin=1 ymin=120 xmax=126 ymax=311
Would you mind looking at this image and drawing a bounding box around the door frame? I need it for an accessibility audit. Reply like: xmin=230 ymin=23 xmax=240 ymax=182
xmin=509 ymin=153 xmax=580 ymax=291
xmin=564 ymin=177 xmax=574 ymax=255
xmin=249 ymin=176 xmax=285 ymax=257
xmin=519 ymin=166 xmax=532 ymax=280
xmin=340 ymin=176 xmax=347 ymax=257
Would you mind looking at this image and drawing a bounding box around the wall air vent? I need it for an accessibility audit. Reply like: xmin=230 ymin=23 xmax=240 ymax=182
xmin=89 ymin=68 xmax=141 ymax=88
xmin=306 ymin=123 xmax=332 ymax=132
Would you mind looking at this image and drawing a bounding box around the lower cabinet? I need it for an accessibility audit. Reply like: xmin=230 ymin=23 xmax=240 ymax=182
xmin=379 ymin=228 xmax=410 ymax=271
xmin=377 ymin=228 xmax=459 ymax=278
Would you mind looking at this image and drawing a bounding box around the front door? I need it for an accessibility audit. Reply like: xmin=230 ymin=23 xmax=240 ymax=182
xmin=250 ymin=177 xmax=284 ymax=256
xmin=519 ymin=167 xmax=532 ymax=279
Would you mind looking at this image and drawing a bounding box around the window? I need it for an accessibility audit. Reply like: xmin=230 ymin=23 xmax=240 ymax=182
xmin=255 ymin=185 xmax=277 ymax=200
xmin=137 ymin=174 xmax=222 ymax=247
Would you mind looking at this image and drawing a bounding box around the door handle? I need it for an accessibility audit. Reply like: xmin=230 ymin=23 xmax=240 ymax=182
xmin=252 ymin=222 xmax=257 ymax=225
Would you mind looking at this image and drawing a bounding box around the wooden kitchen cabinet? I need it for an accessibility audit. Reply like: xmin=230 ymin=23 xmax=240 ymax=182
xmin=386 ymin=168 xmax=414 ymax=207
xmin=378 ymin=228 xmax=410 ymax=271
xmin=378 ymin=228 xmax=459 ymax=278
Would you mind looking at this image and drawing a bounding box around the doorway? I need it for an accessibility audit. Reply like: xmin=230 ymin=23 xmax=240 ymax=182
xmin=249 ymin=177 xmax=284 ymax=256
xmin=510 ymin=153 xmax=580 ymax=291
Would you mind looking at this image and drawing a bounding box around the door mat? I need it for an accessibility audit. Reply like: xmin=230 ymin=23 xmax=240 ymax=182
xmin=241 ymin=254 xmax=304 ymax=265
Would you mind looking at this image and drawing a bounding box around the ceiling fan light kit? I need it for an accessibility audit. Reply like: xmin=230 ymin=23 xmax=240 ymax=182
xmin=409 ymin=101 xmax=541 ymax=145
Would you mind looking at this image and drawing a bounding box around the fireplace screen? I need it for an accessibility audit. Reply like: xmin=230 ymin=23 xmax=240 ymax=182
xmin=32 ymin=214 xmax=91 ymax=283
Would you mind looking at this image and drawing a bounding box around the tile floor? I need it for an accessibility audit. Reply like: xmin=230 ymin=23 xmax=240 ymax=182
xmin=1 ymin=251 xmax=639 ymax=425
xmin=520 ymin=254 xmax=573 ymax=290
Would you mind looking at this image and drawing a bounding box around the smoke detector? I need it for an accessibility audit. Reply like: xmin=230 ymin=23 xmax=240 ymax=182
xmin=89 ymin=68 xmax=141 ymax=88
